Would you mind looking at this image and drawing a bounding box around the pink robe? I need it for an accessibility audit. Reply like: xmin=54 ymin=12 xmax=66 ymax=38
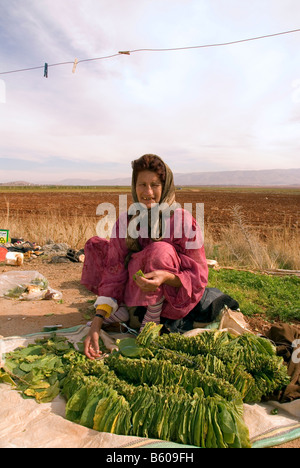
xmin=81 ymin=208 xmax=208 ymax=320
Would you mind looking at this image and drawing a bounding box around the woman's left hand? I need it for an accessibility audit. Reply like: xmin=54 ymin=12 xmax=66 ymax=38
xmin=134 ymin=270 xmax=181 ymax=292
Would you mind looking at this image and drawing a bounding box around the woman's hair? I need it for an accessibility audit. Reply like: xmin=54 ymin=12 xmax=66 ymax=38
xmin=131 ymin=154 xmax=166 ymax=185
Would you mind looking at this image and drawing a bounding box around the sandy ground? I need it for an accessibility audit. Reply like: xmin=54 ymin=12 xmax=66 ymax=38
xmin=0 ymin=260 xmax=94 ymax=337
xmin=0 ymin=256 xmax=299 ymax=448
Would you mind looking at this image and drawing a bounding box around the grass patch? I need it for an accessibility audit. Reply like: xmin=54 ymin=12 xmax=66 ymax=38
xmin=208 ymin=268 xmax=300 ymax=322
xmin=204 ymin=204 xmax=300 ymax=270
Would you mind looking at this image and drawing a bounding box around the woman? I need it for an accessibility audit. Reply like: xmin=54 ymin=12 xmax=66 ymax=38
xmin=81 ymin=154 xmax=208 ymax=359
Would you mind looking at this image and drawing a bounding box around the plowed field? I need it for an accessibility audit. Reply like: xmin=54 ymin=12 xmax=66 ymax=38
xmin=1 ymin=187 xmax=299 ymax=237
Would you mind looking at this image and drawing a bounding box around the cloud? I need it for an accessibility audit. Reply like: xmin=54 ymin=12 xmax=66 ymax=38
xmin=0 ymin=0 xmax=300 ymax=183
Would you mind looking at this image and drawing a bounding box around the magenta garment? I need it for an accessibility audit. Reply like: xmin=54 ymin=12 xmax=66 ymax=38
xmin=81 ymin=209 xmax=208 ymax=320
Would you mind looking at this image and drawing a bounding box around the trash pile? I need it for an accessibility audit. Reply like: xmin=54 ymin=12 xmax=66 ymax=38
xmin=0 ymin=237 xmax=43 ymax=265
xmin=42 ymin=243 xmax=84 ymax=264
xmin=0 ymin=235 xmax=85 ymax=265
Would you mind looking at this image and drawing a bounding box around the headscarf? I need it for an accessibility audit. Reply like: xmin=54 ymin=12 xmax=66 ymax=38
xmin=125 ymin=155 xmax=178 ymax=253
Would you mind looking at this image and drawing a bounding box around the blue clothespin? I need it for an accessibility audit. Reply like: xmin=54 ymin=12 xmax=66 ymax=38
xmin=44 ymin=63 xmax=48 ymax=78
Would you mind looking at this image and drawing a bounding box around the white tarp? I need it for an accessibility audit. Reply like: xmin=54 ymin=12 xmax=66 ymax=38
xmin=1 ymin=321 xmax=300 ymax=449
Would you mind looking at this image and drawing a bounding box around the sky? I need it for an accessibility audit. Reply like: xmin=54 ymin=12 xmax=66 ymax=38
xmin=0 ymin=0 xmax=299 ymax=184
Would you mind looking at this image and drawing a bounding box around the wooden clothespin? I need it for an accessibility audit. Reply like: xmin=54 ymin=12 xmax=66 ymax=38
xmin=44 ymin=63 xmax=48 ymax=78
xmin=72 ymin=58 xmax=78 ymax=74
xmin=118 ymin=51 xmax=130 ymax=55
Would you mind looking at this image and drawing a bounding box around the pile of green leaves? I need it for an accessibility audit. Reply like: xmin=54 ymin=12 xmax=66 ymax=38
xmin=0 ymin=325 xmax=290 ymax=448
xmin=0 ymin=334 xmax=79 ymax=403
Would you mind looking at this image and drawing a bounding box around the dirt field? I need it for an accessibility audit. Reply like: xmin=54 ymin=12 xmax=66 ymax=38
xmin=1 ymin=187 xmax=299 ymax=237
xmin=0 ymin=260 xmax=93 ymax=337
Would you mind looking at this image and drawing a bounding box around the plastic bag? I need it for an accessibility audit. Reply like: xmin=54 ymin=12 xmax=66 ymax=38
xmin=0 ymin=271 xmax=62 ymax=301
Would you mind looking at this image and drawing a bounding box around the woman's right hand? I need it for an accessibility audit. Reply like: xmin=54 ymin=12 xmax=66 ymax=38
xmin=84 ymin=316 xmax=103 ymax=359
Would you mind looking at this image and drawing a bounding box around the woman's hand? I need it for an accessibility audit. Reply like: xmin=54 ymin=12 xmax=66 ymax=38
xmin=134 ymin=270 xmax=181 ymax=292
xmin=84 ymin=316 xmax=103 ymax=359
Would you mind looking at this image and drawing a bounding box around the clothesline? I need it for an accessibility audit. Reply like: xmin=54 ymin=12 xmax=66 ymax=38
xmin=0 ymin=27 xmax=299 ymax=77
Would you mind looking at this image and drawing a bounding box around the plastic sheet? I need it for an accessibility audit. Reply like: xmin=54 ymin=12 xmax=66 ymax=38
xmin=0 ymin=270 xmax=62 ymax=301
xmin=0 ymin=325 xmax=300 ymax=448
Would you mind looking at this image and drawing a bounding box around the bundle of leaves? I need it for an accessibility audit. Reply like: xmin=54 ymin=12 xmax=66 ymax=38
xmin=153 ymin=329 xmax=290 ymax=402
xmin=61 ymin=361 xmax=249 ymax=448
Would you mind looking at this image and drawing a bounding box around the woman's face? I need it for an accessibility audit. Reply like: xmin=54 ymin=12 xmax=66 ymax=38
xmin=136 ymin=170 xmax=163 ymax=208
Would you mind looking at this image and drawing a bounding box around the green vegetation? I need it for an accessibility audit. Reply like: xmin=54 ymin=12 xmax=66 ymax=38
xmin=208 ymin=268 xmax=300 ymax=322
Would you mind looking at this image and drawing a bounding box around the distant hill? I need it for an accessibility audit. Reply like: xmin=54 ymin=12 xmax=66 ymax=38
xmin=58 ymin=168 xmax=300 ymax=187
xmin=0 ymin=181 xmax=36 ymax=186
xmin=58 ymin=176 xmax=132 ymax=186
xmin=1 ymin=168 xmax=300 ymax=187
xmin=174 ymin=168 xmax=300 ymax=186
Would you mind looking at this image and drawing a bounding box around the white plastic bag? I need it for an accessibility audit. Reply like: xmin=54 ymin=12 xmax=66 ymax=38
xmin=0 ymin=271 xmax=62 ymax=301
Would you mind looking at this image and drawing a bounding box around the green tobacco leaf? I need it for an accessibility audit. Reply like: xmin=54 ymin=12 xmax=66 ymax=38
xmin=6 ymin=345 xmax=44 ymax=359
xmin=79 ymin=396 xmax=101 ymax=428
xmin=34 ymin=381 xmax=60 ymax=403
xmin=136 ymin=322 xmax=163 ymax=348
xmin=0 ymin=369 xmax=16 ymax=386
xmin=118 ymin=338 xmax=142 ymax=358
xmin=133 ymin=270 xmax=145 ymax=281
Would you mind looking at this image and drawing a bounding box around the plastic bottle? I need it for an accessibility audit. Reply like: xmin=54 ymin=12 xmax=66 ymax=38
xmin=5 ymin=252 xmax=24 ymax=266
